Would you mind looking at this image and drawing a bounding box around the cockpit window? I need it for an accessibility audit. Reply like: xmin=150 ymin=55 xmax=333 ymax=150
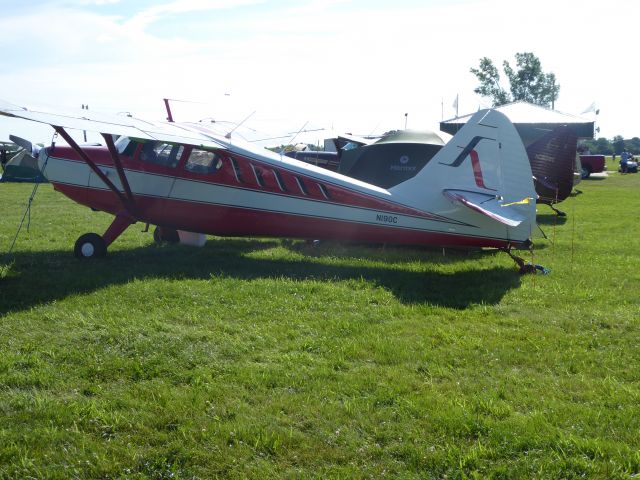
xmin=140 ymin=142 xmax=183 ymax=168
xmin=184 ymin=149 xmax=223 ymax=174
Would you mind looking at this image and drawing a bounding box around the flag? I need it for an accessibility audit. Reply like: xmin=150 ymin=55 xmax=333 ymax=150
xmin=501 ymin=198 xmax=533 ymax=207
xmin=452 ymin=94 xmax=459 ymax=117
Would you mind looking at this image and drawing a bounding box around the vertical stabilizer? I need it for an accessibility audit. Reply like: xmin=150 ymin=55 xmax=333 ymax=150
xmin=390 ymin=109 xmax=536 ymax=245
xmin=526 ymin=125 xmax=578 ymax=204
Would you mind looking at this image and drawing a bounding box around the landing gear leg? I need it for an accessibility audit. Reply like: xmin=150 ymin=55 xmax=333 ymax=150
xmin=502 ymin=247 xmax=549 ymax=275
xmin=548 ymin=204 xmax=566 ymax=217
xmin=74 ymin=211 xmax=135 ymax=259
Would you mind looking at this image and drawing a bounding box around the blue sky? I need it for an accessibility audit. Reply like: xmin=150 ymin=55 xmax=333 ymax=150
xmin=0 ymin=0 xmax=637 ymax=143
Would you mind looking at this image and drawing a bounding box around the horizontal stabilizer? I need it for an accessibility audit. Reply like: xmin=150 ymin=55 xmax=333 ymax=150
xmin=533 ymin=175 xmax=558 ymax=191
xmin=443 ymin=189 xmax=526 ymax=227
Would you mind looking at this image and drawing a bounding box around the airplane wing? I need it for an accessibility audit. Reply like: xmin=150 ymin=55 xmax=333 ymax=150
xmin=337 ymin=133 xmax=376 ymax=146
xmin=443 ymin=189 xmax=527 ymax=227
xmin=0 ymin=99 xmax=227 ymax=149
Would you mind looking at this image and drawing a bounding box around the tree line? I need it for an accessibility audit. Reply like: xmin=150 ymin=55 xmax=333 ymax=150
xmin=580 ymin=136 xmax=640 ymax=155
xmin=471 ymin=52 xmax=637 ymax=155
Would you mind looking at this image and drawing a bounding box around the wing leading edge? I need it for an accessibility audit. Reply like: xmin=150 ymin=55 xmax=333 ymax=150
xmin=0 ymin=99 xmax=226 ymax=149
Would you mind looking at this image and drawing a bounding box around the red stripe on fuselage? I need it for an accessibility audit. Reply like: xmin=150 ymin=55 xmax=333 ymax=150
xmin=46 ymin=147 xmax=460 ymax=225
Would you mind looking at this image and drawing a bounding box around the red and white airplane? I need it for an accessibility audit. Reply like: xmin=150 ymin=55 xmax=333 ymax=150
xmin=1 ymin=100 xmax=539 ymax=270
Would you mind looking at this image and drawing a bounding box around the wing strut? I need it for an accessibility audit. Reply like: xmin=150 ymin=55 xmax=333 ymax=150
xmin=102 ymin=133 xmax=137 ymax=209
xmin=53 ymin=126 xmax=137 ymax=217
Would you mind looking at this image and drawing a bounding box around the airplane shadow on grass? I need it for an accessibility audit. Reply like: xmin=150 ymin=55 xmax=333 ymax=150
xmin=0 ymin=239 xmax=522 ymax=314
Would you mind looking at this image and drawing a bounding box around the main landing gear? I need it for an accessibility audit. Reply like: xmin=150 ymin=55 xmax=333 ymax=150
xmin=73 ymin=212 xmax=135 ymax=259
xmin=73 ymin=215 xmax=184 ymax=259
xmin=74 ymin=233 xmax=107 ymax=258
xmin=153 ymin=226 xmax=180 ymax=244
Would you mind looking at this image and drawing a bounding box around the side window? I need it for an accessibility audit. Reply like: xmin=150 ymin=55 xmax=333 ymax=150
xmin=140 ymin=142 xmax=183 ymax=168
xmin=115 ymin=136 xmax=139 ymax=156
xmin=185 ymin=149 xmax=223 ymax=174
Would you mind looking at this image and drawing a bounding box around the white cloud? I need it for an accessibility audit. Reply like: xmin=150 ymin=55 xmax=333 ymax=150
xmin=124 ymin=0 xmax=262 ymax=31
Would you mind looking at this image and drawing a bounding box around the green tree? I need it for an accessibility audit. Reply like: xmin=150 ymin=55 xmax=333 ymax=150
xmin=469 ymin=58 xmax=509 ymax=107
xmin=582 ymin=137 xmax=614 ymax=155
xmin=471 ymin=52 xmax=560 ymax=107
xmin=625 ymin=137 xmax=640 ymax=154
xmin=612 ymin=135 xmax=625 ymax=154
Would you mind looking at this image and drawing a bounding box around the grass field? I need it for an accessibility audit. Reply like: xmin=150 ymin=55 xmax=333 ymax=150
xmin=1 ymin=171 xmax=639 ymax=479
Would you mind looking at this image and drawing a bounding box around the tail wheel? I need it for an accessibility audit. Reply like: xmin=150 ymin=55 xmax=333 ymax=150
xmin=74 ymin=233 xmax=107 ymax=259
xmin=153 ymin=226 xmax=180 ymax=244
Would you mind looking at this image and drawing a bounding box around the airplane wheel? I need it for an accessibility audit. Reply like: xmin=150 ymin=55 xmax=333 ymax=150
xmin=74 ymin=233 xmax=107 ymax=259
xmin=581 ymin=166 xmax=591 ymax=179
xmin=153 ymin=226 xmax=180 ymax=244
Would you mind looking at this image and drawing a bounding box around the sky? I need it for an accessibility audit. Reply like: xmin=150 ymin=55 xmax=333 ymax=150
xmin=0 ymin=0 xmax=637 ymax=146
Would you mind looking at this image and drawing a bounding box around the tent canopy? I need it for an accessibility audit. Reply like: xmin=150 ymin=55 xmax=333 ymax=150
xmin=440 ymin=101 xmax=595 ymax=146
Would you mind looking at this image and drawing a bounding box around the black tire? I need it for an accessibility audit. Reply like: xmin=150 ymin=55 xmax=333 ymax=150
xmin=153 ymin=226 xmax=180 ymax=244
xmin=580 ymin=166 xmax=591 ymax=179
xmin=74 ymin=233 xmax=107 ymax=259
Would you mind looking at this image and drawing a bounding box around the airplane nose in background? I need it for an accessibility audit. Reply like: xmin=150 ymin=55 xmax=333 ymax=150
xmin=9 ymin=134 xmax=35 ymax=155
xmin=9 ymin=134 xmax=42 ymax=158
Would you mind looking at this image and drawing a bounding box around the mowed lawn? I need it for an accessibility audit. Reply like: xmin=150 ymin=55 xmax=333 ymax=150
xmin=0 ymin=171 xmax=639 ymax=479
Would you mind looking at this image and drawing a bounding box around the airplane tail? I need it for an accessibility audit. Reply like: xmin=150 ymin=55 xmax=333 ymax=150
xmin=390 ymin=109 xmax=537 ymax=245
xmin=526 ymin=125 xmax=577 ymax=204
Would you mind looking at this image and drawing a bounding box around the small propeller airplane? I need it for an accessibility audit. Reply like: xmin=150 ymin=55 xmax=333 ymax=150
xmin=525 ymin=125 xmax=578 ymax=216
xmin=0 ymin=100 xmax=542 ymax=273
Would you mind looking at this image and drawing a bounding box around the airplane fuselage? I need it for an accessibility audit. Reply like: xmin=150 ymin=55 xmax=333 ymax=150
xmin=39 ymin=137 xmax=518 ymax=249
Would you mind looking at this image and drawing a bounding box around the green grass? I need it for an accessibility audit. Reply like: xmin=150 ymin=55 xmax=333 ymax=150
xmin=1 ymin=173 xmax=639 ymax=479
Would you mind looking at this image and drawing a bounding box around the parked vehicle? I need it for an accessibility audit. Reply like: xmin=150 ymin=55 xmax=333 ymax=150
xmin=620 ymin=157 xmax=638 ymax=173
xmin=579 ymin=155 xmax=605 ymax=178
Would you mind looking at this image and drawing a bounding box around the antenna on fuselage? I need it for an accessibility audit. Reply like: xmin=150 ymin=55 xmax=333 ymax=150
xmin=224 ymin=111 xmax=256 ymax=139
xmin=162 ymin=97 xmax=212 ymax=123
xmin=81 ymin=104 xmax=89 ymax=141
